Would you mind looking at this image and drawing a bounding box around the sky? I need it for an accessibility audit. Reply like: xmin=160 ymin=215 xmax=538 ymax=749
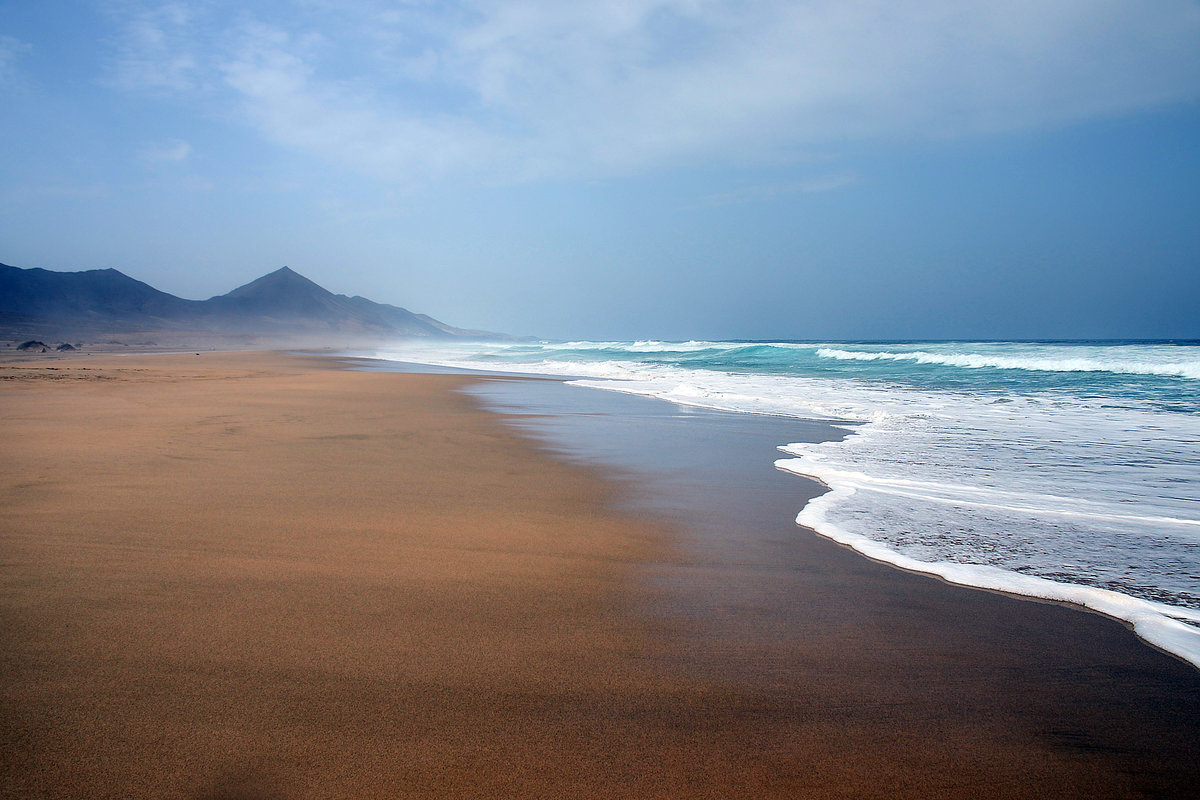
xmin=2 ymin=0 xmax=1199 ymax=340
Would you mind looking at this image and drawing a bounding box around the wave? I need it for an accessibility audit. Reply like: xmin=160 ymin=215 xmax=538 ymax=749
xmin=773 ymin=455 xmax=1200 ymax=531
xmin=816 ymin=347 xmax=1200 ymax=379
xmin=787 ymin=477 xmax=1200 ymax=668
xmin=546 ymin=339 xmax=738 ymax=354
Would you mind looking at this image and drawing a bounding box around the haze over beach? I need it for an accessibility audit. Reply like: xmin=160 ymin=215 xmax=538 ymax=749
xmin=3 ymin=2 xmax=1200 ymax=798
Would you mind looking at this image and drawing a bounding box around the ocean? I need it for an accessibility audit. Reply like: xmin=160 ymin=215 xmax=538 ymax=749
xmin=359 ymin=339 xmax=1200 ymax=667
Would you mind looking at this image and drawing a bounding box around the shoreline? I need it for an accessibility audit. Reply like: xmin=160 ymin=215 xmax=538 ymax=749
xmin=359 ymin=351 xmax=1200 ymax=672
xmin=361 ymin=338 xmax=1200 ymax=667
xmin=4 ymin=350 xmax=1200 ymax=797
xmin=454 ymin=364 xmax=1200 ymax=790
xmin=779 ymin=472 xmax=1200 ymax=672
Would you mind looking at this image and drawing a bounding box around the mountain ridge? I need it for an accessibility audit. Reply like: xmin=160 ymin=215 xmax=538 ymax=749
xmin=0 ymin=262 xmax=506 ymax=342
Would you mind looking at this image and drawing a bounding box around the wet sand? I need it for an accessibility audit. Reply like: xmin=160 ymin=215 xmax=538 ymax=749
xmin=2 ymin=351 xmax=1199 ymax=799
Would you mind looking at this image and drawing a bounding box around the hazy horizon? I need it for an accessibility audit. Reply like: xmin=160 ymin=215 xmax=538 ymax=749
xmin=2 ymin=1 xmax=1198 ymax=340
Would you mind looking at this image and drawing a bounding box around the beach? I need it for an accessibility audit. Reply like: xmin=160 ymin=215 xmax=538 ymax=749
xmin=2 ymin=350 xmax=1199 ymax=799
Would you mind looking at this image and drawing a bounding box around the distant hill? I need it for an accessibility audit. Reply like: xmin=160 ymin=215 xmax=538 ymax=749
xmin=0 ymin=264 xmax=201 ymax=322
xmin=0 ymin=263 xmax=505 ymax=341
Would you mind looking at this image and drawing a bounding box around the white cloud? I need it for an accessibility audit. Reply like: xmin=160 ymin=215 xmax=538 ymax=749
xmin=218 ymin=22 xmax=504 ymax=181
xmin=102 ymin=0 xmax=1200 ymax=183
xmin=101 ymin=1 xmax=202 ymax=92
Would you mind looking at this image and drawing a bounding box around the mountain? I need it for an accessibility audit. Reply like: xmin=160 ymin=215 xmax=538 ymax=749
xmin=0 ymin=263 xmax=202 ymax=322
xmin=199 ymin=266 xmax=463 ymax=336
xmin=0 ymin=262 xmax=504 ymax=341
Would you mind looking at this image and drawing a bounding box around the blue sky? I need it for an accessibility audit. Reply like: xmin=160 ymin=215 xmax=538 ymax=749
xmin=2 ymin=0 xmax=1199 ymax=339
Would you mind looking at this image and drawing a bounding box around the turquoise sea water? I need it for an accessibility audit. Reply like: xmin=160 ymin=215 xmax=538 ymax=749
xmin=362 ymin=339 xmax=1200 ymax=666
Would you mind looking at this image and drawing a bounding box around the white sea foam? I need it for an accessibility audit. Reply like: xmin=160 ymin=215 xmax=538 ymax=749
xmin=788 ymin=481 xmax=1200 ymax=667
xmin=358 ymin=339 xmax=1200 ymax=668
xmin=541 ymin=339 xmax=736 ymax=353
xmin=817 ymin=345 xmax=1200 ymax=379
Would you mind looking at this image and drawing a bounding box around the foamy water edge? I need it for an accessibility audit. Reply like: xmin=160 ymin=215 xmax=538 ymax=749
xmin=777 ymin=462 xmax=1200 ymax=669
xmin=357 ymin=342 xmax=1200 ymax=671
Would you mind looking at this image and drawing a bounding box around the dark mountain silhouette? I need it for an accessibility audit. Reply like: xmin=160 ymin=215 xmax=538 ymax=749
xmin=198 ymin=266 xmax=466 ymax=336
xmin=0 ymin=264 xmax=201 ymax=322
xmin=0 ymin=262 xmax=503 ymax=340
xmin=208 ymin=267 xmax=348 ymax=317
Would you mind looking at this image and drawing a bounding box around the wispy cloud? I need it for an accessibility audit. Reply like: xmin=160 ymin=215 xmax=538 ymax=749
xmin=100 ymin=0 xmax=1200 ymax=183
xmin=0 ymin=34 xmax=32 ymax=88
xmin=796 ymin=173 xmax=859 ymax=195
xmin=218 ymin=21 xmax=502 ymax=182
xmin=700 ymin=173 xmax=860 ymax=207
xmin=0 ymin=182 xmax=111 ymax=203
xmin=101 ymin=1 xmax=202 ymax=92
xmin=138 ymin=138 xmax=192 ymax=163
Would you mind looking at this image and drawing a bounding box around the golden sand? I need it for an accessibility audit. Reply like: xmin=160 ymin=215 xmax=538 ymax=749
xmin=2 ymin=352 xmax=1198 ymax=799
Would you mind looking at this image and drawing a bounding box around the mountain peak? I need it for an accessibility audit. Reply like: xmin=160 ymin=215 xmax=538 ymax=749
xmin=218 ymin=266 xmax=331 ymax=302
xmin=243 ymin=265 xmax=310 ymax=285
xmin=1 ymin=261 xmax=509 ymax=340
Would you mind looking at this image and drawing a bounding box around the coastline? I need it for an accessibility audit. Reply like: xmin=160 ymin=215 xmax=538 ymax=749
xmin=426 ymin=363 xmax=1200 ymax=793
xmin=423 ymin=357 xmax=1200 ymax=671
xmin=371 ymin=339 xmax=1200 ymax=671
xmin=3 ymin=350 xmax=1200 ymax=798
xmin=786 ymin=470 xmax=1200 ymax=670
xmin=367 ymin=338 xmax=1200 ymax=662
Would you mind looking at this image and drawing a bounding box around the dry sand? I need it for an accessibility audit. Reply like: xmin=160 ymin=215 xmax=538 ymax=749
xmin=2 ymin=351 xmax=1198 ymax=799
